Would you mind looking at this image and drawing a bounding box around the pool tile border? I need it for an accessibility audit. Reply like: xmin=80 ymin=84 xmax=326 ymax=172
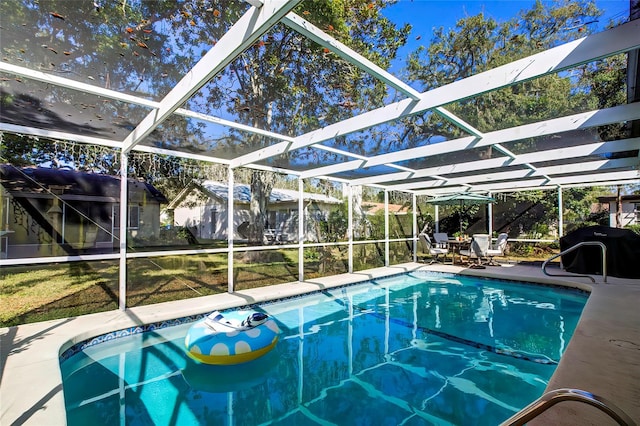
xmin=58 ymin=269 xmax=587 ymax=362
xmin=59 ymin=315 xmax=204 ymax=361
xmin=58 ymin=273 xmax=408 ymax=361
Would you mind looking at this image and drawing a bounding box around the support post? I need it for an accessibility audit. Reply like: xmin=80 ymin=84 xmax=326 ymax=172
xmin=488 ymin=192 xmax=493 ymax=239
xmin=118 ymin=152 xmax=128 ymax=311
xmin=348 ymin=184 xmax=353 ymax=274
xmin=558 ymin=186 xmax=564 ymax=239
xmin=227 ymin=169 xmax=234 ymax=293
xmin=384 ymin=189 xmax=389 ymax=266
xmin=413 ymin=194 xmax=418 ymax=262
xmin=298 ymin=178 xmax=304 ymax=281
xmin=628 ymin=0 xmax=640 ymax=139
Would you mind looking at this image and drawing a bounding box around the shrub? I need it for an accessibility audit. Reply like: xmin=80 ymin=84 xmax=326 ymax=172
xmin=625 ymin=224 xmax=640 ymax=236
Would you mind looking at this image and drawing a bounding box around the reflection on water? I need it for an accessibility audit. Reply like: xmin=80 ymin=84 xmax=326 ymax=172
xmin=61 ymin=272 xmax=586 ymax=425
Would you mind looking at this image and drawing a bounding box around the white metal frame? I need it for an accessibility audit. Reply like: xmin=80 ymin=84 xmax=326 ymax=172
xmin=1 ymin=2 xmax=639 ymax=309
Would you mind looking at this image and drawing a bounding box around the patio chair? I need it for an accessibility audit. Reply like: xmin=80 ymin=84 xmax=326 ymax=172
xmin=433 ymin=232 xmax=449 ymax=248
xmin=433 ymin=232 xmax=451 ymax=262
xmin=418 ymin=233 xmax=449 ymax=264
xmin=486 ymin=233 xmax=508 ymax=266
xmin=460 ymin=234 xmax=490 ymax=269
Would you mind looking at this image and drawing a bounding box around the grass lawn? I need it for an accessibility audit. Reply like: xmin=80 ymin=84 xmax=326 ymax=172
xmin=0 ymin=243 xmax=557 ymax=328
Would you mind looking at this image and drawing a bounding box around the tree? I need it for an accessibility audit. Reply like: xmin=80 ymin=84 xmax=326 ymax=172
xmin=405 ymin=0 xmax=602 ymax=147
xmin=203 ymin=1 xmax=411 ymax=245
xmin=402 ymin=0 xmax=631 ymax=236
xmin=0 ymin=0 xmax=411 ymax=247
xmin=3 ymin=0 xmax=629 ymax=246
xmin=0 ymin=0 xmax=239 ymax=201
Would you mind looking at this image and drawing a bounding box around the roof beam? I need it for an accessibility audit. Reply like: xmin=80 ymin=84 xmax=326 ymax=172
xmin=434 ymin=107 xmax=484 ymax=137
xmin=387 ymin=157 xmax=638 ymax=191
xmin=299 ymin=160 xmax=367 ymax=179
xmin=231 ymin=19 xmax=640 ymax=167
xmin=0 ymin=122 xmax=231 ymax=164
xmin=363 ymin=103 xmax=640 ymax=168
xmin=121 ymin=0 xmax=301 ymax=153
xmin=350 ymin=157 xmax=512 ymax=185
xmin=414 ymin=170 xmax=639 ymax=195
xmin=254 ymin=140 xmax=417 ymax=179
xmin=432 ymin=107 xmax=557 ymax=184
xmin=0 ymin=62 xmax=158 ymax=109
xmin=0 ymin=122 xmax=122 ymax=148
xmin=349 ymin=138 xmax=640 ymax=186
xmin=421 ymin=178 xmax=640 ymax=195
xmin=282 ymin=13 xmax=422 ymax=101
xmin=0 ymin=62 xmax=295 ymax=145
xmin=516 ymin=138 xmax=640 ymax=163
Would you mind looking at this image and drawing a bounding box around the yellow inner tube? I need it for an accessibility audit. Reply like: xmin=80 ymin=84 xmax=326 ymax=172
xmin=188 ymin=337 xmax=278 ymax=365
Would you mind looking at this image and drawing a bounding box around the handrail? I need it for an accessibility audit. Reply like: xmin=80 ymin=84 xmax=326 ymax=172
xmin=500 ymin=388 xmax=636 ymax=426
xmin=542 ymin=241 xmax=607 ymax=283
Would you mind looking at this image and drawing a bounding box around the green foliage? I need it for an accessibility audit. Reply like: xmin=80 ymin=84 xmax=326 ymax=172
xmin=626 ymin=224 xmax=640 ymax=236
xmin=405 ymin=0 xmax=605 ymax=142
xmin=562 ymin=187 xmax=610 ymax=234
xmin=577 ymin=53 xmax=629 ymax=141
xmin=434 ymin=204 xmax=483 ymax=235
xmin=318 ymin=202 xmax=349 ymax=241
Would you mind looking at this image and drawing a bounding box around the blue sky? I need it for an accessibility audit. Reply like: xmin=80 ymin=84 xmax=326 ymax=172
xmin=385 ymin=0 xmax=630 ymax=72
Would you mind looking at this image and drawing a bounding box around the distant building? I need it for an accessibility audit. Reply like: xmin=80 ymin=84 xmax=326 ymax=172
xmin=166 ymin=180 xmax=343 ymax=243
xmin=360 ymin=202 xmax=410 ymax=216
xmin=597 ymin=195 xmax=640 ymax=227
xmin=0 ymin=165 xmax=167 ymax=258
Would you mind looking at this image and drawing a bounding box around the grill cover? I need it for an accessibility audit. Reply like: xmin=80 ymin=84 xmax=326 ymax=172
xmin=560 ymin=225 xmax=640 ymax=279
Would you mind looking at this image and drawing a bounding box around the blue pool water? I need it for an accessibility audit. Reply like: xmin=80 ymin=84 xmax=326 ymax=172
xmin=60 ymin=272 xmax=588 ymax=425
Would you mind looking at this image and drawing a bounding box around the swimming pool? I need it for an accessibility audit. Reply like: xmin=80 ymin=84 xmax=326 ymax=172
xmin=60 ymin=271 xmax=588 ymax=425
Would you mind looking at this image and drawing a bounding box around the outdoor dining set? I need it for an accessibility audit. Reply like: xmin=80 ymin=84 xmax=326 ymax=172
xmin=418 ymin=232 xmax=509 ymax=268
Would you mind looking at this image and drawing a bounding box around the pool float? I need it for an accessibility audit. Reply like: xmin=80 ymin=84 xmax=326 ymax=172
xmin=181 ymin=349 xmax=279 ymax=393
xmin=185 ymin=310 xmax=280 ymax=365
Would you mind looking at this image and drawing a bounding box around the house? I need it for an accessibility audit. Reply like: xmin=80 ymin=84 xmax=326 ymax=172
xmin=597 ymin=195 xmax=640 ymax=227
xmin=165 ymin=180 xmax=343 ymax=242
xmin=0 ymin=165 xmax=167 ymax=258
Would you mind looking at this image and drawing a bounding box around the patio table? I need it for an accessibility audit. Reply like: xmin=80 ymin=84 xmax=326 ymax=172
xmin=447 ymin=239 xmax=471 ymax=265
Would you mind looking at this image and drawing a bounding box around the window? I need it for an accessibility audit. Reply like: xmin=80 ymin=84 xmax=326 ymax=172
xmin=210 ymin=210 xmax=217 ymax=235
xmin=113 ymin=204 xmax=140 ymax=229
xmin=267 ymin=211 xmax=277 ymax=229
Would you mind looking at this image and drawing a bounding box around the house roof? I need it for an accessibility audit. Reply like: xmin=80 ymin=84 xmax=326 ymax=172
xmin=0 ymin=165 xmax=168 ymax=202
xmin=361 ymin=202 xmax=410 ymax=215
xmin=168 ymin=180 xmax=341 ymax=209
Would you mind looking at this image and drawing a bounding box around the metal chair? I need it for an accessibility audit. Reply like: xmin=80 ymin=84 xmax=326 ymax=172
xmin=433 ymin=232 xmax=449 ymax=247
xmin=486 ymin=233 xmax=508 ymax=266
xmin=460 ymin=234 xmax=490 ymax=268
xmin=418 ymin=233 xmax=449 ymax=264
xmin=433 ymin=232 xmax=450 ymax=261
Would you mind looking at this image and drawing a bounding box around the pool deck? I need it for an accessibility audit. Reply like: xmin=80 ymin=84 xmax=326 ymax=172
xmin=1 ymin=262 xmax=639 ymax=425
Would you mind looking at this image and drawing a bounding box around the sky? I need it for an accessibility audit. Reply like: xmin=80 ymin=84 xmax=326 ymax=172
xmin=384 ymin=0 xmax=631 ymax=73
